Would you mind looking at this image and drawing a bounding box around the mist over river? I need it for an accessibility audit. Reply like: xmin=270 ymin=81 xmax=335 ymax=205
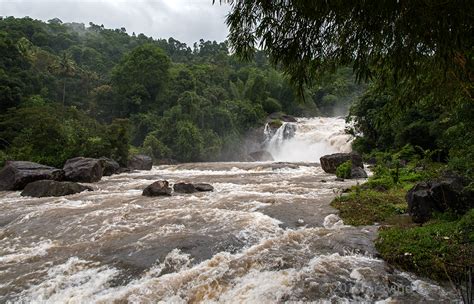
xmin=0 ymin=118 xmax=458 ymax=303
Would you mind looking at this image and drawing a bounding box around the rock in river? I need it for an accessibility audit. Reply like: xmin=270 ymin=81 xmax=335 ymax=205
xmin=128 ymin=154 xmax=153 ymax=170
xmin=320 ymin=152 xmax=364 ymax=174
xmin=143 ymin=180 xmax=172 ymax=196
xmin=173 ymin=182 xmax=197 ymax=194
xmin=100 ymin=157 xmax=120 ymax=176
xmin=194 ymin=183 xmax=214 ymax=192
xmin=21 ymin=180 xmax=93 ymax=197
xmin=0 ymin=161 xmax=64 ymax=191
xmin=63 ymin=157 xmax=103 ymax=183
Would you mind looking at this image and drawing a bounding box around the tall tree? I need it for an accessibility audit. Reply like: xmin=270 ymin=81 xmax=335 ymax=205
xmin=111 ymin=43 xmax=171 ymax=116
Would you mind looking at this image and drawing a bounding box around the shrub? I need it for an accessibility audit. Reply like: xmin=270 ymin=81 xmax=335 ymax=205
xmin=336 ymin=160 xmax=352 ymax=179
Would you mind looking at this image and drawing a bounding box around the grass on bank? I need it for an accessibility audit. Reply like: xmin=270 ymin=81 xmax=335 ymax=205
xmin=376 ymin=210 xmax=474 ymax=282
xmin=330 ymin=154 xmax=473 ymax=285
xmin=331 ymin=187 xmax=407 ymax=226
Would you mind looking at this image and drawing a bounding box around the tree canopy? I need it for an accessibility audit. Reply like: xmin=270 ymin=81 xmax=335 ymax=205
xmin=220 ymin=0 xmax=473 ymax=99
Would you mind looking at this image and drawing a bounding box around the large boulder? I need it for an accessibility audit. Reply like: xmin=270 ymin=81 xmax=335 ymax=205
xmin=63 ymin=157 xmax=103 ymax=183
xmin=21 ymin=180 xmax=92 ymax=198
xmin=406 ymin=182 xmax=436 ymax=223
xmin=173 ymin=182 xmax=197 ymax=194
xmin=320 ymin=152 xmax=364 ymax=174
xmin=128 ymin=155 xmax=153 ymax=170
xmin=406 ymin=174 xmax=473 ymax=223
xmin=99 ymin=157 xmax=120 ymax=176
xmin=249 ymin=150 xmax=274 ymax=161
xmin=0 ymin=161 xmax=64 ymax=191
xmin=142 ymin=180 xmax=172 ymax=196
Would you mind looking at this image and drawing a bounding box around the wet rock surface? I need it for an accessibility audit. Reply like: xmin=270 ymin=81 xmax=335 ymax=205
xmin=350 ymin=166 xmax=368 ymax=178
xmin=0 ymin=161 xmax=64 ymax=191
xmin=142 ymin=180 xmax=172 ymax=196
xmin=100 ymin=157 xmax=120 ymax=176
xmin=320 ymin=152 xmax=364 ymax=174
xmin=63 ymin=157 xmax=103 ymax=183
xmin=21 ymin=180 xmax=93 ymax=197
xmin=128 ymin=154 xmax=153 ymax=170
xmin=173 ymin=182 xmax=196 ymax=194
xmin=194 ymin=183 xmax=214 ymax=192
xmin=407 ymin=174 xmax=472 ymax=223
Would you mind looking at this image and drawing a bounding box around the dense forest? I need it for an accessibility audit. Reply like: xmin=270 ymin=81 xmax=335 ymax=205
xmin=0 ymin=16 xmax=362 ymax=167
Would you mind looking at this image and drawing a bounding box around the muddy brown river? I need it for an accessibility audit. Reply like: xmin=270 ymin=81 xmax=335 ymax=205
xmin=0 ymin=117 xmax=460 ymax=302
xmin=0 ymin=162 xmax=458 ymax=303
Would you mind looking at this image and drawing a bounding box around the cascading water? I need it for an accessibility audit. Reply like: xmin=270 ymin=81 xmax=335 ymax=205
xmin=264 ymin=117 xmax=353 ymax=162
xmin=0 ymin=117 xmax=459 ymax=303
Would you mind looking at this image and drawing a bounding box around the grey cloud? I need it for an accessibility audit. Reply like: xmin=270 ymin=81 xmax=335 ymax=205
xmin=0 ymin=0 xmax=230 ymax=46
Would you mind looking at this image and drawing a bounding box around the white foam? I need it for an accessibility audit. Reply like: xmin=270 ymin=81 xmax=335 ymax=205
xmin=323 ymin=214 xmax=346 ymax=229
xmin=0 ymin=240 xmax=54 ymax=264
xmin=15 ymin=257 xmax=119 ymax=303
xmin=265 ymin=117 xmax=353 ymax=162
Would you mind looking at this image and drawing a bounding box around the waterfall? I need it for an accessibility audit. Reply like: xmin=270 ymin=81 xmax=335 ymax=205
xmin=264 ymin=117 xmax=353 ymax=162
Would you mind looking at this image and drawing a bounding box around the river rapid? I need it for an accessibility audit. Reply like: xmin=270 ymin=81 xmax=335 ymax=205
xmin=0 ymin=118 xmax=458 ymax=303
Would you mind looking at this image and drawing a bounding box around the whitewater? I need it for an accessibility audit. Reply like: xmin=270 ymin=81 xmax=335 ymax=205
xmin=0 ymin=117 xmax=458 ymax=303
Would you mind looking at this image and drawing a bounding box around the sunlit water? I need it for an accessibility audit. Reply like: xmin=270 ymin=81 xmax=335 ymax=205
xmin=0 ymin=118 xmax=458 ymax=303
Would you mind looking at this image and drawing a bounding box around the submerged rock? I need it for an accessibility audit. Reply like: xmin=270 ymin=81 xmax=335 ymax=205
xmin=249 ymin=150 xmax=274 ymax=161
xmin=143 ymin=180 xmax=172 ymax=196
xmin=100 ymin=157 xmax=120 ymax=176
xmin=194 ymin=183 xmax=214 ymax=192
xmin=21 ymin=180 xmax=92 ymax=197
xmin=63 ymin=157 xmax=103 ymax=183
xmin=320 ymin=152 xmax=364 ymax=174
xmin=0 ymin=161 xmax=64 ymax=191
xmin=173 ymin=182 xmax=197 ymax=194
xmin=128 ymin=155 xmax=153 ymax=170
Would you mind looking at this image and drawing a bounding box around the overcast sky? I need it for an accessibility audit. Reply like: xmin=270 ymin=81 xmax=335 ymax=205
xmin=0 ymin=0 xmax=230 ymax=46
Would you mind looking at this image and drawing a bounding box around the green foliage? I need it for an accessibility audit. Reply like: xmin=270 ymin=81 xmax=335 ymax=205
xmin=376 ymin=215 xmax=474 ymax=282
xmin=457 ymin=208 xmax=474 ymax=243
xmin=111 ymin=44 xmax=171 ymax=116
xmin=335 ymin=160 xmax=351 ymax=179
xmin=107 ymin=119 xmax=130 ymax=166
xmin=142 ymin=133 xmax=171 ymax=162
xmin=331 ymin=187 xmax=407 ymax=226
xmin=173 ymin=121 xmax=203 ymax=162
xmin=223 ymin=0 xmax=472 ymax=99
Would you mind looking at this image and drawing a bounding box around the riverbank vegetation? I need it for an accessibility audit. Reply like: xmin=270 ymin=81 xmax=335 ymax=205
xmin=331 ymin=155 xmax=473 ymax=284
